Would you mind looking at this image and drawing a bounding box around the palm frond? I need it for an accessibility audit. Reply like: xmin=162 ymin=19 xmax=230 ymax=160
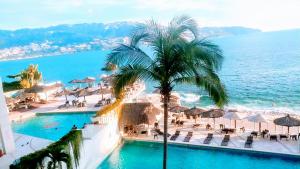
xmin=193 ymin=39 xmax=223 ymax=70
xmin=169 ymin=15 xmax=199 ymax=40
xmin=174 ymin=75 xmax=228 ymax=107
xmin=107 ymin=44 xmax=152 ymax=67
xmin=113 ymin=64 xmax=153 ymax=97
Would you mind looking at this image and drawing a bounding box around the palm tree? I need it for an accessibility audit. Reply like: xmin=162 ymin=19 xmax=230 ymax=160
xmin=8 ymin=64 xmax=42 ymax=88
xmin=20 ymin=64 xmax=42 ymax=88
xmin=106 ymin=15 xmax=228 ymax=169
xmin=46 ymin=148 xmax=72 ymax=169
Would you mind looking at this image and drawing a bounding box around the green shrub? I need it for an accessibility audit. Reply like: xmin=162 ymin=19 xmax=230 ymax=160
xmin=10 ymin=130 xmax=83 ymax=169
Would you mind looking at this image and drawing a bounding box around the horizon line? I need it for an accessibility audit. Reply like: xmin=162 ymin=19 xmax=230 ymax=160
xmin=1 ymin=20 xmax=300 ymax=33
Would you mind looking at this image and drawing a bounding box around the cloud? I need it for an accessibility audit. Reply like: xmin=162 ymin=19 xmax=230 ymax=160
xmin=0 ymin=0 xmax=300 ymax=31
xmin=134 ymin=0 xmax=217 ymax=11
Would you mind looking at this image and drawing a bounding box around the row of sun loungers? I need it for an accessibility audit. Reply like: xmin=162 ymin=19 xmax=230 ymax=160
xmin=170 ymin=131 xmax=194 ymax=142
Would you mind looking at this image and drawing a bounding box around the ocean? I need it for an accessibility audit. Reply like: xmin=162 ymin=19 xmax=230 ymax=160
xmin=1 ymin=30 xmax=300 ymax=113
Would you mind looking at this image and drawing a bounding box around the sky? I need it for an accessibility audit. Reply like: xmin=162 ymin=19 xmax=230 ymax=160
xmin=0 ymin=0 xmax=300 ymax=31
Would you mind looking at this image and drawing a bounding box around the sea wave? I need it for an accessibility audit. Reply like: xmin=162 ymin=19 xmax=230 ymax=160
xmin=203 ymin=104 xmax=300 ymax=116
xmin=178 ymin=93 xmax=200 ymax=103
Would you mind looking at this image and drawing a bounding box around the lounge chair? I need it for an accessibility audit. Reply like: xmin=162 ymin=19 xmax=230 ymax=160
xmin=58 ymin=101 xmax=70 ymax=109
xmin=203 ymin=133 xmax=213 ymax=144
xmin=155 ymin=129 xmax=171 ymax=137
xmin=270 ymin=135 xmax=278 ymax=141
xmin=183 ymin=131 xmax=193 ymax=142
xmin=244 ymin=136 xmax=253 ymax=148
xmin=94 ymin=100 xmax=103 ymax=107
xmin=279 ymin=134 xmax=288 ymax=141
xmin=170 ymin=130 xmax=180 ymax=141
xmin=221 ymin=135 xmax=230 ymax=146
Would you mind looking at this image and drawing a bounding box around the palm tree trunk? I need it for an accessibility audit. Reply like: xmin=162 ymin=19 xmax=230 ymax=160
xmin=163 ymin=94 xmax=168 ymax=169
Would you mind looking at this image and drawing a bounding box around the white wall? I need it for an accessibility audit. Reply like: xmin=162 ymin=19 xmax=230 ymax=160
xmin=0 ymin=78 xmax=15 ymax=154
xmin=79 ymin=109 xmax=121 ymax=169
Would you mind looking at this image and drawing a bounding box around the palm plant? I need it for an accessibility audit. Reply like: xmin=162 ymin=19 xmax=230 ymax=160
xmin=106 ymin=15 xmax=228 ymax=169
xmin=46 ymin=148 xmax=72 ymax=169
xmin=8 ymin=64 xmax=42 ymax=88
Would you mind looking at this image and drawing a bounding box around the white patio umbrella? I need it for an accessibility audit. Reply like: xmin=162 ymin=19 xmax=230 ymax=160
xmin=223 ymin=111 xmax=243 ymax=128
xmin=245 ymin=113 xmax=268 ymax=132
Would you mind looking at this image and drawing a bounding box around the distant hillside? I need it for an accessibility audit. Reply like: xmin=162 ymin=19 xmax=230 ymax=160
xmin=0 ymin=22 xmax=260 ymax=49
xmin=0 ymin=22 xmax=142 ymax=49
xmin=199 ymin=26 xmax=261 ymax=37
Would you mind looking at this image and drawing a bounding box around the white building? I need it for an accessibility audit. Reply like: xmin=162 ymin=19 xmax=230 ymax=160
xmin=0 ymin=78 xmax=15 ymax=155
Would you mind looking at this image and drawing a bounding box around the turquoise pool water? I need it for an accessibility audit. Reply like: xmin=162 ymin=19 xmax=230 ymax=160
xmin=98 ymin=141 xmax=300 ymax=169
xmin=12 ymin=112 xmax=95 ymax=141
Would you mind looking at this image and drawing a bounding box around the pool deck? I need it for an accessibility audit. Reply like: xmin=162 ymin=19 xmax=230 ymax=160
xmin=123 ymin=121 xmax=300 ymax=157
xmin=9 ymin=94 xmax=107 ymax=122
xmin=0 ymin=133 xmax=53 ymax=169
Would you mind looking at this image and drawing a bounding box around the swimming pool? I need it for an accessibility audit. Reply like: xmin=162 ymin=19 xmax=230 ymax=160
xmin=98 ymin=141 xmax=300 ymax=169
xmin=12 ymin=112 xmax=95 ymax=141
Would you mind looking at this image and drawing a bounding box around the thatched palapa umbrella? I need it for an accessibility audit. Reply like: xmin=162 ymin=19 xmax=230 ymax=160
xmin=96 ymin=87 xmax=112 ymax=100
xmin=82 ymin=77 xmax=96 ymax=83
xmin=75 ymin=88 xmax=92 ymax=101
xmin=184 ymin=107 xmax=206 ymax=116
xmin=82 ymin=77 xmax=96 ymax=87
xmin=169 ymin=105 xmax=188 ymax=113
xmin=62 ymin=88 xmax=74 ymax=101
xmin=184 ymin=107 xmax=206 ymax=123
xmin=69 ymin=79 xmax=83 ymax=84
xmin=201 ymin=109 xmax=225 ymax=128
xmin=24 ymin=83 xmax=62 ymax=93
xmin=120 ymin=102 xmax=161 ymax=129
xmin=24 ymin=83 xmax=62 ymax=100
xmin=274 ymin=114 xmax=300 ymax=134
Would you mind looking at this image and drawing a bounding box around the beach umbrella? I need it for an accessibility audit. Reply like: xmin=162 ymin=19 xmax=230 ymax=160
xmin=185 ymin=107 xmax=207 ymax=123
xmin=62 ymin=88 xmax=74 ymax=101
xmin=223 ymin=111 xmax=243 ymax=128
xmin=274 ymin=114 xmax=300 ymax=134
xmin=75 ymin=88 xmax=91 ymax=101
xmin=82 ymin=77 xmax=96 ymax=87
xmin=169 ymin=105 xmax=188 ymax=113
xmin=245 ymin=114 xmax=268 ymax=132
xmin=184 ymin=106 xmax=206 ymax=116
xmin=120 ymin=103 xmax=161 ymax=126
xmin=69 ymin=79 xmax=83 ymax=84
xmin=24 ymin=83 xmax=62 ymax=100
xmin=97 ymin=87 xmax=112 ymax=100
xmin=69 ymin=79 xmax=84 ymax=88
xmin=82 ymin=77 xmax=96 ymax=83
xmin=201 ymin=109 xmax=225 ymax=128
xmin=24 ymin=83 xmax=62 ymax=93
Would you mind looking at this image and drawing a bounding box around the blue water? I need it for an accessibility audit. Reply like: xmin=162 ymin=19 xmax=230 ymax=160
xmin=12 ymin=112 xmax=95 ymax=141
xmin=98 ymin=141 xmax=300 ymax=169
xmin=1 ymin=30 xmax=300 ymax=112
xmin=0 ymin=50 xmax=108 ymax=84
